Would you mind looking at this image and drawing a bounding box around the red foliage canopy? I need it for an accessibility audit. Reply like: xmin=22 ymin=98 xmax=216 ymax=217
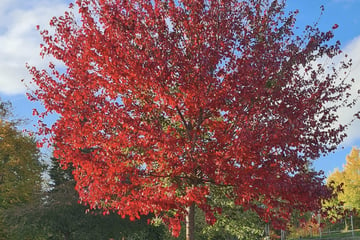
xmin=28 ymin=0 xmax=356 ymax=236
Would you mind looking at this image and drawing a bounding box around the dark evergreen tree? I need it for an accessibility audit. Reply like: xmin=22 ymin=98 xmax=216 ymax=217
xmin=5 ymin=156 xmax=167 ymax=240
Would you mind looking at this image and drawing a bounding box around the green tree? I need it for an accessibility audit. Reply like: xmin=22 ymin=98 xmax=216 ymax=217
xmin=0 ymin=100 xmax=42 ymax=209
xmin=200 ymin=207 xmax=264 ymax=240
xmin=162 ymin=186 xmax=266 ymax=240
xmin=0 ymin=100 xmax=43 ymax=238
xmin=5 ymin=156 xmax=167 ymax=240
xmin=199 ymin=186 xmax=265 ymax=240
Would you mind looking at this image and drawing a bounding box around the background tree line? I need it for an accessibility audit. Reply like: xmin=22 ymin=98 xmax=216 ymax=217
xmin=2 ymin=97 xmax=360 ymax=239
xmin=2 ymin=95 xmax=360 ymax=240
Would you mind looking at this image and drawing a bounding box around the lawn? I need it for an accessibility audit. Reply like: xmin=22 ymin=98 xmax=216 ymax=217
xmin=289 ymin=229 xmax=360 ymax=239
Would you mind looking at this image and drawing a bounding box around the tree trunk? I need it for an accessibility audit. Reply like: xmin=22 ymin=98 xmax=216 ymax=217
xmin=63 ymin=231 xmax=70 ymax=240
xmin=186 ymin=203 xmax=195 ymax=240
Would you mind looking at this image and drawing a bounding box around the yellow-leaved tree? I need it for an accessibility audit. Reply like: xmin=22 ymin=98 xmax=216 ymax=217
xmin=322 ymin=147 xmax=360 ymax=234
xmin=328 ymin=148 xmax=360 ymax=210
xmin=342 ymin=148 xmax=360 ymax=209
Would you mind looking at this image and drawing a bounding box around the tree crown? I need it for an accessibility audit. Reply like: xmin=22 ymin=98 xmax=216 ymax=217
xmin=28 ymin=0 xmax=358 ymax=235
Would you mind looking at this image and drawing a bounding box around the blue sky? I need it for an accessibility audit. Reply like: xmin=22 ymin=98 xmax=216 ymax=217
xmin=0 ymin=0 xmax=359 ymax=176
xmin=286 ymin=0 xmax=360 ymax=175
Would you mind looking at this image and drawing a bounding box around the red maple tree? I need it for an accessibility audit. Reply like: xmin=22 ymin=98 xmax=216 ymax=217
xmin=28 ymin=0 xmax=357 ymax=239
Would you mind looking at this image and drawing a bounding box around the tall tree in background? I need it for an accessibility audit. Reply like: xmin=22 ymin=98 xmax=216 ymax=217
xmin=327 ymin=148 xmax=360 ymax=210
xmin=5 ymin=156 xmax=166 ymax=240
xmin=340 ymin=148 xmax=360 ymax=210
xmin=28 ymin=0 xmax=358 ymax=239
xmin=319 ymin=148 xmax=360 ymax=234
xmin=0 ymin=100 xmax=42 ymax=209
xmin=199 ymin=186 xmax=265 ymax=239
xmin=0 ymin=100 xmax=43 ymax=238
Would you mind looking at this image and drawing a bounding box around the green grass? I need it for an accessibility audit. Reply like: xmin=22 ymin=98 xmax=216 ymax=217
xmin=289 ymin=229 xmax=360 ymax=239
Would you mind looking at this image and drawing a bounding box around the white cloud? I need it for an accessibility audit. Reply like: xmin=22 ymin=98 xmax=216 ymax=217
xmin=336 ymin=36 xmax=360 ymax=146
xmin=0 ymin=0 xmax=69 ymax=95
